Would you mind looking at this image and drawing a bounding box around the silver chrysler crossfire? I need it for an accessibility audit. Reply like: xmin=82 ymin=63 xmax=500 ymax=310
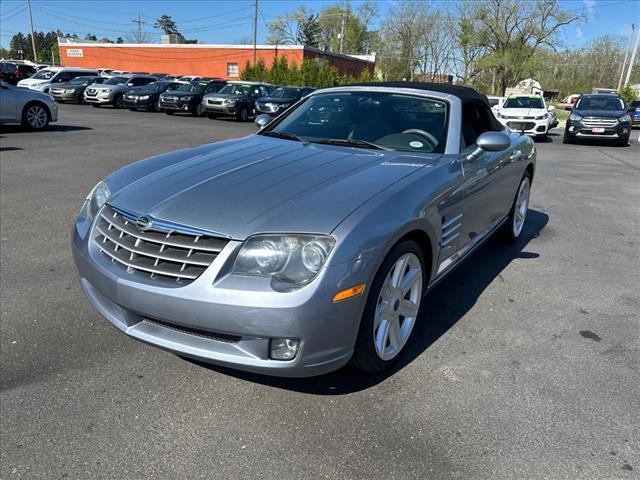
xmin=72 ymin=83 xmax=535 ymax=377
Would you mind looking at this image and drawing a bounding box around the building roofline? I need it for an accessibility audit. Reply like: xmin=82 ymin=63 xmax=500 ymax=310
xmin=58 ymin=38 xmax=304 ymax=50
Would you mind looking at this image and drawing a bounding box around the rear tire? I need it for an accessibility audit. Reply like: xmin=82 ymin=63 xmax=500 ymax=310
xmin=498 ymin=171 xmax=531 ymax=243
xmin=165 ymin=111 xmax=174 ymax=115
xmin=192 ymin=103 xmax=205 ymax=116
xmin=21 ymin=102 xmax=50 ymax=130
xmin=351 ymin=240 xmax=426 ymax=373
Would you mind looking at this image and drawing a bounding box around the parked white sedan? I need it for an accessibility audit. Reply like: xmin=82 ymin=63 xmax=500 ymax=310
xmin=0 ymin=80 xmax=58 ymax=130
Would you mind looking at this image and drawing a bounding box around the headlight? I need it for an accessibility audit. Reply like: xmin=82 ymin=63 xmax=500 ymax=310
xmin=232 ymin=234 xmax=335 ymax=285
xmin=85 ymin=181 xmax=111 ymax=222
xmin=138 ymin=95 xmax=149 ymax=100
xmin=569 ymin=112 xmax=583 ymax=121
xmin=618 ymin=114 xmax=631 ymax=123
xmin=279 ymin=103 xmax=291 ymax=109
xmin=224 ymin=98 xmax=236 ymax=104
xmin=182 ymin=95 xmax=193 ymax=101
xmin=65 ymin=88 xmax=75 ymax=93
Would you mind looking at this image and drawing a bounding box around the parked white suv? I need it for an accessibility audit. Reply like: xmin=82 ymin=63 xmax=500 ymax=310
xmin=496 ymin=94 xmax=552 ymax=139
xmin=17 ymin=67 xmax=98 ymax=93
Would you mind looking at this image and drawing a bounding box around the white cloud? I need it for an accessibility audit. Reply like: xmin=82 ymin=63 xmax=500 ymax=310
xmin=576 ymin=26 xmax=583 ymax=39
xmin=583 ymin=0 xmax=596 ymax=20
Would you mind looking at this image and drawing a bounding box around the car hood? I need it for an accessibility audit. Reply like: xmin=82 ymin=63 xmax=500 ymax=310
xmin=205 ymin=93 xmax=243 ymax=101
xmin=257 ymin=97 xmax=297 ymax=104
xmin=53 ymin=82 xmax=84 ymax=90
xmin=499 ymin=107 xmax=547 ymax=117
xmin=108 ymin=135 xmax=439 ymax=240
xmin=93 ymin=84 xmax=124 ymax=92
xmin=162 ymin=90 xmax=201 ymax=98
xmin=573 ymin=109 xmax=625 ymax=118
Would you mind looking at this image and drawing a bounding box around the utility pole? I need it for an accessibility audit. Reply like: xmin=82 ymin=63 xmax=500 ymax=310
xmin=133 ymin=13 xmax=145 ymax=44
xmin=624 ymin=27 xmax=640 ymax=87
xmin=618 ymin=24 xmax=635 ymax=90
xmin=252 ymin=0 xmax=258 ymax=66
xmin=339 ymin=11 xmax=346 ymax=54
xmin=26 ymin=0 xmax=37 ymax=62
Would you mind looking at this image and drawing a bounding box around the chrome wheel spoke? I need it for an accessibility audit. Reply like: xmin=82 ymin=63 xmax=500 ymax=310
xmin=399 ymin=268 xmax=420 ymax=297
xmin=390 ymin=255 xmax=408 ymax=288
xmin=375 ymin=319 xmax=390 ymax=356
xmin=388 ymin=318 xmax=402 ymax=350
xmin=399 ymin=299 xmax=419 ymax=318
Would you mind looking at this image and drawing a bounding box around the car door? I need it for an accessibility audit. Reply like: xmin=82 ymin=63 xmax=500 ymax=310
xmin=0 ymin=81 xmax=18 ymax=121
xmin=457 ymin=101 xmax=515 ymax=250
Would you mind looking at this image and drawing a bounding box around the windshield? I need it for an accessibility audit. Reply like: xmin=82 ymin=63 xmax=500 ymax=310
xmin=575 ymin=96 xmax=625 ymax=111
xmin=219 ymin=84 xmax=251 ymax=95
xmin=266 ymin=92 xmax=448 ymax=153
xmin=104 ymin=76 xmax=128 ymax=85
xmin=270 ymin=88 xmax=300 ymax=99
xmin=144 ymin=81 xmax=170 ymax=92
xmin=176 ymin=82 xmax=206 ymax=92
xmin=31 ymin=69 xmax=56 ymax=80
xmin=68 ymin=76 xmax=96 ymax=85
xmin=502 ymin=96 xmax=544 ymax=109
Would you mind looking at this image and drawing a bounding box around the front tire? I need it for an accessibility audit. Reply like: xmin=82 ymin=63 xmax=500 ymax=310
xmin=236 ymin=107 xmax=249 ymax=122
xmin=498 ymin=171 xmax=531 ymax=243
xmin=21 ymin=102 xmax=50 ymax=130
xmin=192 ymin=103 xmax=205 ymax=116
xmin=351 ymin=240 xmax=426 ymax=373
xmin=616 ymin=135 xmax=629 ymax=147
xmin=113 ymin=94 xmax=124 ymax=109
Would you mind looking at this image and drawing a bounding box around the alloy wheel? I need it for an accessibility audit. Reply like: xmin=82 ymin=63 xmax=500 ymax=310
xmin=26 ymin=105 xmax=48 ymax=129
xmin=373 ymin=253 xmax=422 ymax=361
xmin=512 ymin=176 xmax=530 ymax=238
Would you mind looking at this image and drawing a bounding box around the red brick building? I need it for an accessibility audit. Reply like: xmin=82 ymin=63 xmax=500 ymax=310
xmin=57 ymin=38 xmax=374 ymax=79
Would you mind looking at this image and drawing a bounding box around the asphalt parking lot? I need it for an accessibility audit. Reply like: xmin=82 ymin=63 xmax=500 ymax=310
xmin=1 ymin=104 xmax=639 ymax=480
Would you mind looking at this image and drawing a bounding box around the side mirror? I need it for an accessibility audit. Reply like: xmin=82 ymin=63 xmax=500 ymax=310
xmin=466 ymin=132 xmax=511 ymax=162
xmin=564 ymin=105 xmax=573 ymax=111
xmin=255 ymin=114 xmax=273 ymax=129
xmin=547 ymin=105 xmax=555 ymax=111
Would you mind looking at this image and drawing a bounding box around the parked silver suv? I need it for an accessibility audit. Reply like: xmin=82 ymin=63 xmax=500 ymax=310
xmin=84 ymin=74 xmax=157 ymax=108
xmin=0 ymin=80 xmax=58 ymax=130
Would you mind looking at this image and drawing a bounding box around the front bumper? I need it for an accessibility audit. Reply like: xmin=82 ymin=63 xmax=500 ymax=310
xmin=50 ymin=90 xmax=81 ymax=102
xmin=124 ymin=97 xmax=153 ymax=109
xmin=84 ymin=91 xmax=115 ymax=104
xmin=204 ymin=100 xmax=237 ymax=116
xmin=71 ymin=217 xmax=365 ymax=377
xmin=565 ymin=121 xmax=630 ymax=141
xmin=159 ymin=100 xmax=193 ymax=112
xmin=498 ymin=117 xmax=549 ymax=136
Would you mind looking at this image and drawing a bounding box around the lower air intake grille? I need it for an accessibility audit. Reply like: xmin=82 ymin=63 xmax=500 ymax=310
xmin=143 ymin=317 xmax=241 ymax=343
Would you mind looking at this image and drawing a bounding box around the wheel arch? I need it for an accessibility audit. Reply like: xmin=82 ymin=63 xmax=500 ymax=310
xmin=22 ymin=100 xmax=51 ymax=121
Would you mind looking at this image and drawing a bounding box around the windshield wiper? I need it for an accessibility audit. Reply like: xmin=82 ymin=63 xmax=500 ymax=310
xmin=314 ymin=138 xmax=391 ymax=151
xmin=261 ymin=131 xmax=304 ymax=142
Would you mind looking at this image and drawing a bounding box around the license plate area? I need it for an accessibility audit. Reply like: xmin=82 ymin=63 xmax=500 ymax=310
xmin=591 ymin=127 xmax=605 ymax=133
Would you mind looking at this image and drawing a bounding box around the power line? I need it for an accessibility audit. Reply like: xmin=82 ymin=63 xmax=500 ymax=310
xmin=0 ymin=5 xmax=26 ymax=22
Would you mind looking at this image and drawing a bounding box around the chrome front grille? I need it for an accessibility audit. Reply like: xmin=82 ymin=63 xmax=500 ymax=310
xmin=93 ymin=205 xmax=228 ymax=283
xmin=207 ymin=99 xmax=223 ymax=105
xmin=582 ymin=117 xmax=617 ymax=128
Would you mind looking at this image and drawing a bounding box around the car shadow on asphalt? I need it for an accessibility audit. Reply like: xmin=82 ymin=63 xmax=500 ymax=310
xmin=0 ymin=124 xmax=92 ymax=133
xmin=185 ymin=209 xmax=549 ymax=394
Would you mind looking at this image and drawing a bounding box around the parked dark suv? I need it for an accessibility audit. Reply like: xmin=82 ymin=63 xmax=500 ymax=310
xmin=254 ymin=86 xmax=315 ymax=117
xmin=203 ymin=81 xmax=274 ymax=121
xmin=49 ymin=75 xmax=104 ymax=103
xmin=124 ymin=80 xmax=182 ymax=111
xmin=628 ymin=99 xmax=640 ymax=127
xmin=563 ymin=94 xmax=631 ymax=146
xmin=159 ymin=79 xmax=226 ymax=116
xmin=0 ymin=61 xmax=36 ymax=85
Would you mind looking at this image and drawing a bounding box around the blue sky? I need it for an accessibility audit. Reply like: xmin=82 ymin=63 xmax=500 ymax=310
xmin=1 ymin=0 xmax=638 ymax=50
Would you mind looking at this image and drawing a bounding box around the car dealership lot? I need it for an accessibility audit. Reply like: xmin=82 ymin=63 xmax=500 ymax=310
xmin=1 ymin=105 xmax=638 ymax=479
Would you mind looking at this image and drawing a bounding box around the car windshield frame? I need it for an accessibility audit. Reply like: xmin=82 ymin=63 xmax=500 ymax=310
xmin=502 ymin=96 xmax=545 ymax=109
xmin=269 ymin=88 xmax=301 ymax=99
xmin=176 ymin=82 xmax=206 ymax=92
xmin=104 ymin=76 xmax=128 ymax=85
xmin=219 ymin=84 xmax=252 ymax=95
xmin=68 ymin=76 xmax=97 ymax=85
xmin=31 ymin=69 xmax=56 ymax=80
xmin=575 ymin=96 xmax=625 ymax=111
xmin=259 ymin=90 xmax=450 ymax=154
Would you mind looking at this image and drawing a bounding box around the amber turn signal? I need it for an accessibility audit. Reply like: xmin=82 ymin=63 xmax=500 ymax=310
xmin=332 ymin=283 xmax=366 ymax=303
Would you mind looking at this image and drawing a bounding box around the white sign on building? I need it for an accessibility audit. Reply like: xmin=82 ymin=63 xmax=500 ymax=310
xmin=67 ymin=48 xmax=84 ymax=57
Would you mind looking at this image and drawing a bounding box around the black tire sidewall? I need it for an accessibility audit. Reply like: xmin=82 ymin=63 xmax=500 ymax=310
xmin=21 ymin=102 xmax=49 ymax=130
xmin=351 ymin=239 xmax=427 ymax=373
xmin=499 ymin=171 xmax=531 ymax=243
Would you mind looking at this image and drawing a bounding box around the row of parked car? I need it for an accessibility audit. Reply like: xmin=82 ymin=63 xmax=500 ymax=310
xmin=5 ymin=65 xmax=315 ymax=127
xmin=487 ymin=92 xmax=638 ymax=146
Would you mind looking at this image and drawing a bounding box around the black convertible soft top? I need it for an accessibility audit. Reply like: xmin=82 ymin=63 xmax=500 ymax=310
xmin=347 ymin=81 xmax=490 ymax=106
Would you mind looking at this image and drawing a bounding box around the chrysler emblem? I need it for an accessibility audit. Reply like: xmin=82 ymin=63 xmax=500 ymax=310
xmin=136 ymin=216 xmax=153 ymax=230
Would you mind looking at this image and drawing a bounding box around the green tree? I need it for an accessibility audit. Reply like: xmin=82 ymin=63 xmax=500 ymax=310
xmin=84 ymin=33 xmax=97 ymax=41
xmin=618 ymin=85 xmax=637 ymax=106
xmin=154 ymin=15 xmax=179 ymax=35
xmin=116 ymin=37 xmax=124 ymax=44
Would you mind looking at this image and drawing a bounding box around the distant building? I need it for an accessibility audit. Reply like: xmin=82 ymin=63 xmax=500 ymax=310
xmin=413 ymin=73 xmax=453 ymax=83
xmin=57 ymin=37 xmax=375 ymax=79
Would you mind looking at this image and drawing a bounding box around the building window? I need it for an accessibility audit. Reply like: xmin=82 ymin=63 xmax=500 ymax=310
xmin=227 ymin=63 xmax=239 ymax=77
